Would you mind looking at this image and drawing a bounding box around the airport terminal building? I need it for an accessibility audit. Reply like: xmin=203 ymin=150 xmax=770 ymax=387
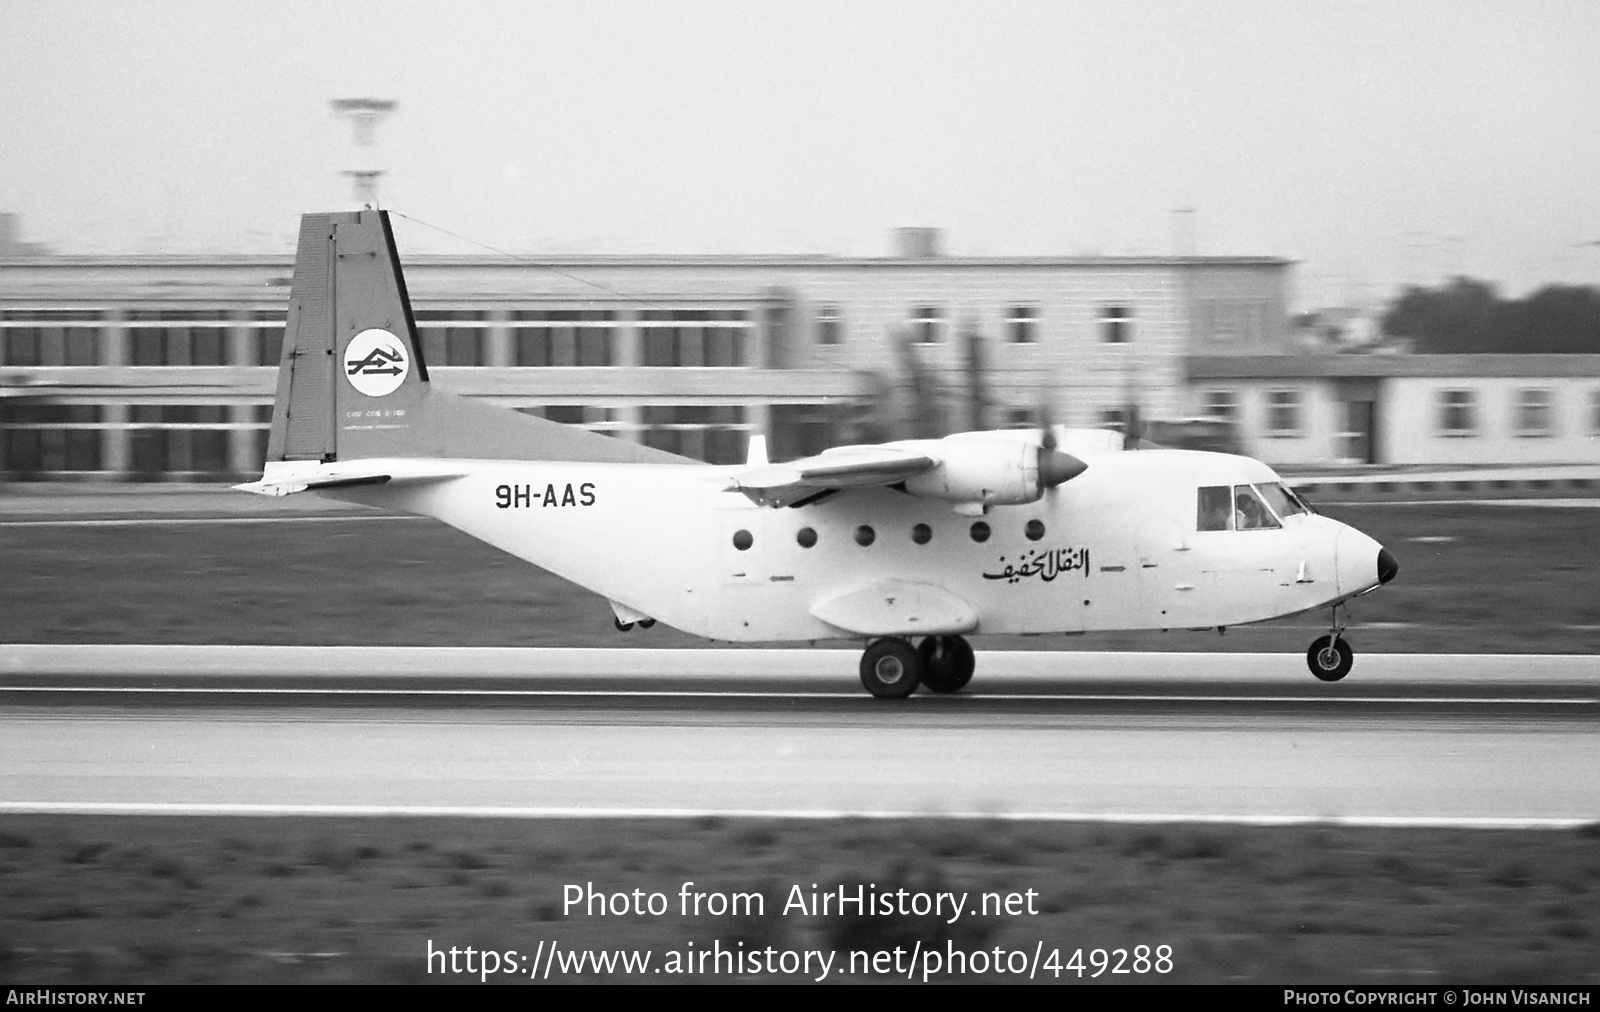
xmin=3 ymin=228 xmax=1598 ymax=480
xmin=0 ymin=233 xmax=1292 ymax=480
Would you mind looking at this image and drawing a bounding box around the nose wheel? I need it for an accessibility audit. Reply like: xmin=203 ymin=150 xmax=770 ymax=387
xmin=1306 ymin=605 xmax=1353 ymax=681
xmin=1307 ymin=635 xmax=1353 ymax=681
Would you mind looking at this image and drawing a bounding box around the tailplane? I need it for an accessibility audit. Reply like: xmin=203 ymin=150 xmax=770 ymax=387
xmin=259 ymin=209 xmax=691 ymax=474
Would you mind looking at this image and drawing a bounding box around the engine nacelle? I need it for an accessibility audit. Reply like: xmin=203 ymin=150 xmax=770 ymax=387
xmin=901 ymin=436 xmax=1084 ymax=506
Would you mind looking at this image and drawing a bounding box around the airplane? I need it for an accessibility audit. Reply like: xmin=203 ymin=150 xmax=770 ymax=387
xmin=238 ymin=209 xmax=1399 ymax=698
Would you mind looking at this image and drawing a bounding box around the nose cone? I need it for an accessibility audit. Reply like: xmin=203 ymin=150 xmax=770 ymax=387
xmin=1377 ymin=546 xmax=1399 ymax=585
xmin=1037 ymin=447 xmax=1088 ymax=488
xmin=1334 ymin=524 xmax=1387 ymax=597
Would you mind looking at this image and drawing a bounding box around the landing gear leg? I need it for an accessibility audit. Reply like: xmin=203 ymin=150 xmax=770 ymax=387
xmin=918 ymin=635 xmax=975 ymax=694
xmin=1306 ymin=604 xmax=1353 ymax=682
xmin=859 ymin=638 xmax=924 ymax=699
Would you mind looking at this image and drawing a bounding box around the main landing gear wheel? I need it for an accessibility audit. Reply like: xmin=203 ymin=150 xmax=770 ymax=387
xmin=918 ymin=635 xmax=975 ymax=694
xmin=859 ymin=638 xmax=923 ymax=699
xmin=1307 ymin=635 xmax=1353 ymax=682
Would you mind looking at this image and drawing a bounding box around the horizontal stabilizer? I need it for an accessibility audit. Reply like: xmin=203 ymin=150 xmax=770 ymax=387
xmin=234 ymin=459 xmax=466 ymax=497
xmin=809 ymin=580 xmax=979 ymax=637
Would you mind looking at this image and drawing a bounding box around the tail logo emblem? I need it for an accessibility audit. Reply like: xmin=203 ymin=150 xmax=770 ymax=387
xmin=344 ymin=329 xmax=410 ymax=397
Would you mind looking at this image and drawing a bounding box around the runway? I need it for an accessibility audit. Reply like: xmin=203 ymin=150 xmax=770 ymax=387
xmin=2 ymin=648 xmax=1595 ymax=827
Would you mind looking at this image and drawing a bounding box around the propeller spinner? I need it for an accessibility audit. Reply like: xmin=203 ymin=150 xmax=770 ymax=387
xmin=1036 ymin=400 xmax=1087 ymax=491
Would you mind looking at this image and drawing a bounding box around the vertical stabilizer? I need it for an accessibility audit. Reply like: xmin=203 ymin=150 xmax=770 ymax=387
xmin=268 ymin=209 xmax=430 ymax=462
xmin=262 ymin=209 xmax=693 ymax=467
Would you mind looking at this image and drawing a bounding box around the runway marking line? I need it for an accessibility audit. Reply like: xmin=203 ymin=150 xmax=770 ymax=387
xmin=0 ymin=801 xmax=1591 ymax=830
xmin=3 ymin=686 xmax=1593 ymax=705
xmin=0 ymin=515 xmax=419 ymax=528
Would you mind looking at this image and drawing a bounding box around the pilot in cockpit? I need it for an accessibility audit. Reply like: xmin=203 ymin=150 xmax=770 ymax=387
xmin=1234 ymin=488 xmax=1271 ymax=530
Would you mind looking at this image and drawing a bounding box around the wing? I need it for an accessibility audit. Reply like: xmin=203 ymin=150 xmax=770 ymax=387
xmin=725 ymin=444 xmax=938 ymax=507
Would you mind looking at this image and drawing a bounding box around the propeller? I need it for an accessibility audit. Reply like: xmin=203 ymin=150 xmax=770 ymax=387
xmin=1035 ymin=398 xmax=1087 ymax=494
xmin=1122 ymin=400 xmax=1143 ymax=450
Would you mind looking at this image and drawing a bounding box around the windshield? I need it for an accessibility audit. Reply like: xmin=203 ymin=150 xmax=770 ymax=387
xmin=1256 ymin=481 xmax=1311 ymax=518
xmin=1233 ymin=484 xmax=1280 ymax=530
xmin=1197 ymin=484 xmax=1286 ymax=531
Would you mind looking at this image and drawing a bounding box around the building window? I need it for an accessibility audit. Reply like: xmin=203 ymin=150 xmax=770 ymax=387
xmin=816 ymin=305 xmax=842 ymax=346
xmin=910 ymin=305 xmax=943 ymax=344
xmin=1 ymin=310 xmax=102 ymax=366
xmin=639 ymin=405 xmax=747 ymax=464
xmin=539 ymin=405 xmax=588 ymax=426
xmin=128 ymin=310 xmax=229 ymax=366
xmin=253 ymin=311 xmax=286 ymax=365
xmin=1266 ymin=390 xmax=1302 ymax=438
xmin=1 ymin=324 xmax=42 ymax=366
xmin=511 ymin=310 xmax=618 ymax=367
xmin=1437 ymin=389 xmax=1477 ymax=437
xmin=1514 ymin=388 xmax=1554 ymax=438
xmin=640 ymin=309 xmax=745 ymax=367
xmin=127 ymin=404 xmax=232 ymax=476
xmin=1201 ymin=389 xmax=1238 ymax=423
xmin=1 ymin=403 xmax=104 ymax=475
xmin=1007 ymin=306 xmax=1037 ymax=344
xmin=64 ymin=327 xmax=97 ymax=366
xmin=1100 ymin=305 xmax=1133 ymax=343
xmin=415 ymin=310 xmax=489 ymax=367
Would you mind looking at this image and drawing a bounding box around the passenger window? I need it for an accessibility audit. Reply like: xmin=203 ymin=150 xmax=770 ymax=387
xmin=855 ymin=525 xmax=876 ymax=546
xmin=796 ymin=527 xmax=817 ymax=548
xmin=1024 ymin=519 xmax=1045 ymax=541
xmin=911 ymin=523 xmax=932 ymax=545
xmin=970 ymin=521 xmax=991 ymax=543
xmin=1197 ymin=486 xmax=1232 ymax=531
xmin=1233 ymin=485 xmax=1281 ymax=530
xmin=732 ymin=530 xmax=754 ymax=551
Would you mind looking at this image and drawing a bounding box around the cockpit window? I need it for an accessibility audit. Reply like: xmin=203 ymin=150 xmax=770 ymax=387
xmin=1256 ymin=481 xmax=1310 ymax=519
xmin=1197 ymin=486 xmax=1232 ymax=531
xmin=1233 ymin=484 xmax=1281 ymax=530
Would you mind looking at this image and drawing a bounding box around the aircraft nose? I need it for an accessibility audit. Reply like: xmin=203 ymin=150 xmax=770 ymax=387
xmin=1037 ymin=447 xmax=1088 ymax=488
xmin=1377 ymin=546 xmax=1399 ymax=585
xmin=1334 ymin=523 xmax=1387 ymax=597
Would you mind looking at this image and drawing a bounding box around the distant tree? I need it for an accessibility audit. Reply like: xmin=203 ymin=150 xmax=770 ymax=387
xmin=1382 ymin=277 xmax=1600 ymax=353
xmin=1515 ymin=285 xmax=1600 ymax=352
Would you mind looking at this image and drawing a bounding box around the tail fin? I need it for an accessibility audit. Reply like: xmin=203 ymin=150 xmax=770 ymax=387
xmin=264 ymin=209 xmax=691 ymax=466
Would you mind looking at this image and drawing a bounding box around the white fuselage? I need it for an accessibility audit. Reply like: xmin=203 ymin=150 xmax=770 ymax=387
xmin=331 ymin=447 xmax=1385 ymax=642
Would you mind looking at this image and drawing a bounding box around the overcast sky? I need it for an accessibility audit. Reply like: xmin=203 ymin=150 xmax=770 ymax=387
xmin=3 ymin=0 xmax=1597 ymax=307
